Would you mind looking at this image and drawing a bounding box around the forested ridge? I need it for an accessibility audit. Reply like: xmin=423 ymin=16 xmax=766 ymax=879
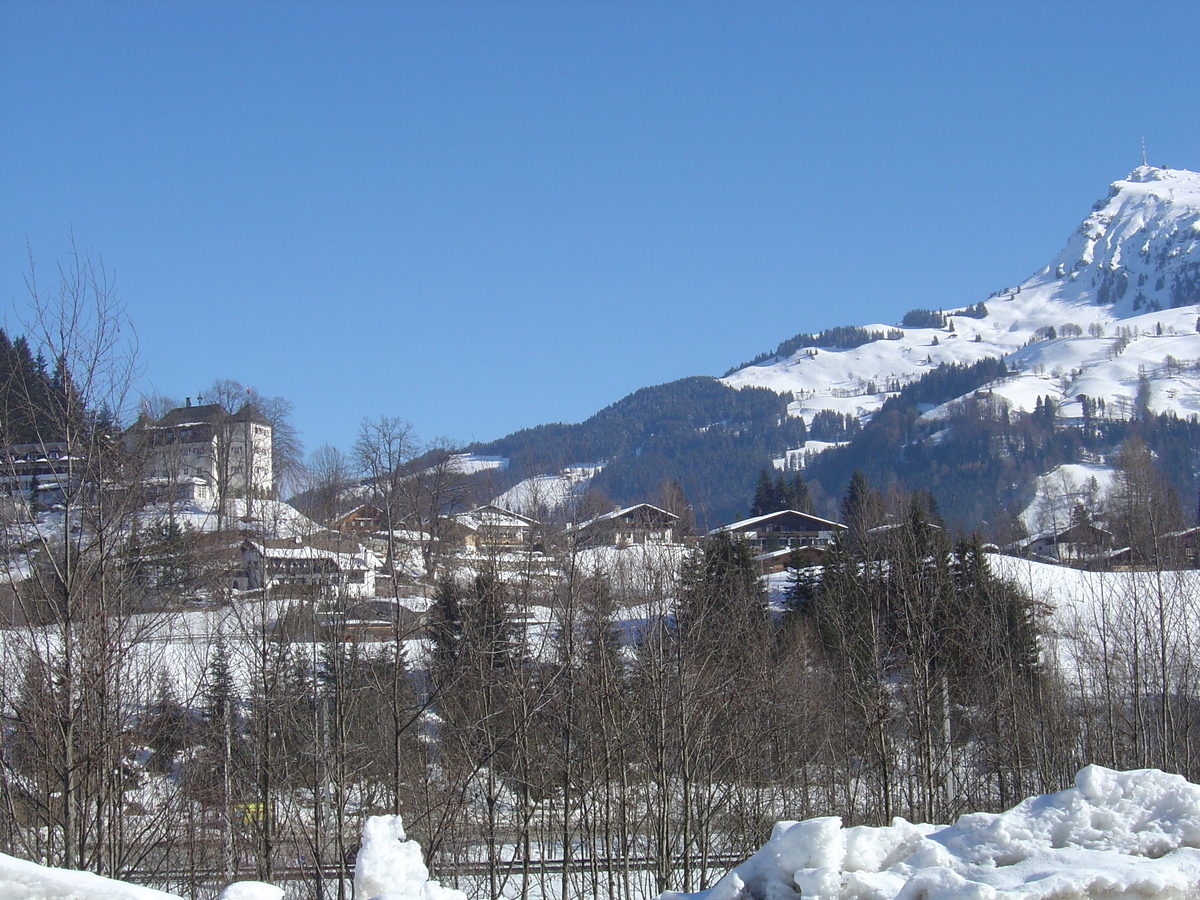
xmin=465 ymin=354 xmax=1200 ymax=535
xmin=464 ymin=377 xmax=806 ymax=526
xmin=803 ymin=358 xmax=1200 ymax=534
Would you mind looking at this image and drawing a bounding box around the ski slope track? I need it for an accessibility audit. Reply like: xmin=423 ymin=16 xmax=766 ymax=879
xmin=723 ymin=165 xmax=1200 ymax=432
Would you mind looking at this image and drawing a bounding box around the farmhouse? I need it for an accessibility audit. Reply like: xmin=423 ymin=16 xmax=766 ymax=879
xmin=241 ymin=535 xmax=381 ymax=599
xmin=1016 ymin=522 xmax=1114 ymax=564
xmin=449 ymin=504 xmax=539 ymax=552
xmin=332 ymin=503 xmax=387 ymax=534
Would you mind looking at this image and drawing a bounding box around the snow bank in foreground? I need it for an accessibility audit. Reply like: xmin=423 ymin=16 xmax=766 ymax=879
xmin=0 ymin=815 xmax=458 ymax=900
xmin=0 ymin=851 xmax=182 ymax=900
xmin=354 ymin=815 xmax=466 ymax=900
xmin=6 ymin=769 xmax=1200 ymax=900
xmin=0 ymin=853 xmax=285 ymax=900
xmin=664 ymin=765 xmax=1200 ymax=900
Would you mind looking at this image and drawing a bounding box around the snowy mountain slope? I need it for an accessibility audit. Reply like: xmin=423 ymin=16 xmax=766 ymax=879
xmin=724 ymin=166 xmax=1200 ymax=433
xmin=492 ymin=464 xmax=602 ymax=515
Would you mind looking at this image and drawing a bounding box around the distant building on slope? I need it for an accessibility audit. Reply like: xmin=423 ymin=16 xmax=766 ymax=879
xmin=573 ymin=503 xmax=680 ymax=548
xmin=331 ymin=503 xmax=387 ymax=535
xmin=132 ymin=399 xmax=273 ymax=510
xmin=240 ymin=535 xmax=381 ymax=599
xmin=1012 ymin=522 xmax=1114 ymax=565
xmin=448 ymin=504 xmax=540 ymax=552
xmin=0 ymin=441 xmax=75 ymax=508
xmin=709 ymin=509 xmax=846 ymax=552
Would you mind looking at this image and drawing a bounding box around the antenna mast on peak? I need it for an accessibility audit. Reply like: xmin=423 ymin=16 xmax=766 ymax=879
xmin=1141 ymin=136 xmax=1148 ymax=167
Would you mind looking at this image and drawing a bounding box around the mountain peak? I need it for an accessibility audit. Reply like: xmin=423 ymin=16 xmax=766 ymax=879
xmin=723 ymin=164 xmax=1200 ymax=438
xmin=1035 ymin=164 xmax=1200 ymax=314
xmin=1122 ymin=163 xmax=1198 ymax=185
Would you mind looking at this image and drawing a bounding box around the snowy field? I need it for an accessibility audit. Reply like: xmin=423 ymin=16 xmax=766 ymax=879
xmin=1018 ymin=463 xmax=1117 ymax=536
xmin=989 ymin=554 xmax=1200 ymax=676
xmin=6 ymin=765 xmax=1200 ymax=899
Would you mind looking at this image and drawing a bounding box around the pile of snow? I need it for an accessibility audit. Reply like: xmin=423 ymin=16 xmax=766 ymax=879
xmin=0 ymin=815 xmax=460 ymax=900
xmin=354 ymin=815 xmax=466 ymax=900
xmin=217 ymin=884 xmax=283 ymax=900
xmin=0 ymin=850 xmax=283 ymax=900
xmin=0 ymin=851 xmax=182 ymax=900
xmin=668 ymin=765 xmax=1200 ymax=900
xmin=7 ymin=768 xmax=1200 ymax=899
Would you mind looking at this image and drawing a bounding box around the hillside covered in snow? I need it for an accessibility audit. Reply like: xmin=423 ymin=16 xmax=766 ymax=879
xmin=724 ymin=165 xmax=1200 ymax=433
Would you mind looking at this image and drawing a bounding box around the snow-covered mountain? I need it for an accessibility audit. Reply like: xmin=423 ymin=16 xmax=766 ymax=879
xmin=723 ymin=165 xmax=1200 ymax=432
xmin=464 ymin=166 xmax=1200 ymax=527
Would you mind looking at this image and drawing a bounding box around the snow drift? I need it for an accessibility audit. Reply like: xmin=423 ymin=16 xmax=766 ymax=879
xmin=663 ymin=765 xmax=1200 ymax=900
xmin=0 ymin=850 xmax=182 ymax=900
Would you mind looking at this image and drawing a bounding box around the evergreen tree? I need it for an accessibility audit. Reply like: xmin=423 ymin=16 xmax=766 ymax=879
xmin=428 ymin=578 xmax=466 ymax=677
xmin=142 ymin=669 xmax=189 ymax=776
xmin=677 ymin=530 xmax=768 ymax=644
xmin=654 ymin=476 xmax=696 ymax=538
xmin=840 ymin=469 xmax=882 ymax=552
xmin=749 ymin=468 xmax=782 ymax=517
xmin=201 ymin=634 xmax=238 ymax=729
xmin=782 ymin=472 xmax=812 ymax=513
xmin=430 ymin=569 xmax=524 ymax=778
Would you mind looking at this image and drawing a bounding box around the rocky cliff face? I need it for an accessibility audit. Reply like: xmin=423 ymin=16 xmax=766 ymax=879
xmin=1040 ymin=165 xmax=1200 ymax=313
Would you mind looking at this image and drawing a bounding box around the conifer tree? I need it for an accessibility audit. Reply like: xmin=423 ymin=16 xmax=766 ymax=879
xmin=142 ymin=669 xmax=188 ymax=776
xmin=749 ymin=468 xmax=780 ymax=517
xmin=782 ymin=472 xmax=812 ymax=513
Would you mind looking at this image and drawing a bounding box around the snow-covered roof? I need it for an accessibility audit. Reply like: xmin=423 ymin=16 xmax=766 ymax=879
xmin=572 ymin=502 xmax=678 ymax=532
xmin=453 ymin=504 xmax=538 ymax=531
xmin=244 ymin=537 xmax=382 ymax=570
xmin=713 ymin=508 xmax=844 ymax=534
xmin=151 ymin=400 xmax=271 ymax=430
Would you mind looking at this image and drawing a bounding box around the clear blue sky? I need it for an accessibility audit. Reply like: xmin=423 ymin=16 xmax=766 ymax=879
xmin=3 ymin=0 xmax=1198 ymax=460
